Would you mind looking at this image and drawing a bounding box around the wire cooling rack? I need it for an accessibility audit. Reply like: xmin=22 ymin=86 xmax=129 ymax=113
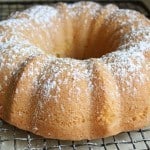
xmin=0 ymin=0 xmax=150 ymax=150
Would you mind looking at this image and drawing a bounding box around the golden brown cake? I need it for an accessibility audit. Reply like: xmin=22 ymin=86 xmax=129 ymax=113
xmin=0 ymin=1 xmax=150 ymax=140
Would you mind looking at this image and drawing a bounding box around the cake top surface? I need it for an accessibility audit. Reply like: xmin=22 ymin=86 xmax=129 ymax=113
xmin=0 ymin=1 xmax=149 ymax=104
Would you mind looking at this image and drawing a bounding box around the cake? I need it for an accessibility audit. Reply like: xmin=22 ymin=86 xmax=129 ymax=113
xmin=0 ymin=1 xmax=150 ymax=140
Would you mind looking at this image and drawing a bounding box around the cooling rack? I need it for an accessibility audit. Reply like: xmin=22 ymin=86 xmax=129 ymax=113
xmin=0 ymin=0 xmax=150 ymax=149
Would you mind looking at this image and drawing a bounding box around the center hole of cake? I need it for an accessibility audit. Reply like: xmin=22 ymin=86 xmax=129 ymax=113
xmin=52 ymin=37 xmax=118 ymax=59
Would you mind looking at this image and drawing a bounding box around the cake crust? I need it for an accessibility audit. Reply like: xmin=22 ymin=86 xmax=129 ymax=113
xmin=0 ymin=1 xmax=150 ymax=140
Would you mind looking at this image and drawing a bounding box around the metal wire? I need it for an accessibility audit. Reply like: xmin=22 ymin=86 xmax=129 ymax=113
xmin=0 ymin=0 xmax=150 ymax=149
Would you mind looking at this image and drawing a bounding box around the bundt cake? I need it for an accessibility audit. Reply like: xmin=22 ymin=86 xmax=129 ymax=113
xmin=0 ymin=1 xmax=150 ymax=140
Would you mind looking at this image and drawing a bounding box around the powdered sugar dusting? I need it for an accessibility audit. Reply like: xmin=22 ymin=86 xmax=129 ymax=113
xmin=0 ymin=1 xmax=149 ymax=120
xmin=105 ymin=9 xmax=150 ymax=32
xmin=36 ymin=58 xmax=94 ymax=103
xmin=101 ymin=28 xmax=150 ymax=95
xmin=12 ymin=5 xmax=58 ymax=24
xmin=66 ymin=1 xmax=102 ymax=17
